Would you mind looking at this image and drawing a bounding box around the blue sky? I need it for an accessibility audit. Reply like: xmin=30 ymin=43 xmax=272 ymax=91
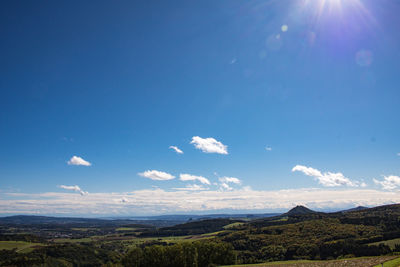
xmin=1 ymin=0 xmax=400 ymax=216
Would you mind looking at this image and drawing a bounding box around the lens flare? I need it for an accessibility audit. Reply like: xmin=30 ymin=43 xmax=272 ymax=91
xmin=356 ymin=50 xmax=373 ymax=67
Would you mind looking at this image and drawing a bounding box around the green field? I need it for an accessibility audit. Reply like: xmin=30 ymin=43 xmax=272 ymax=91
xmin=223 ymin=222 xmax=245 ymax=229
xmin=116 ymin=227 xmax=138 ymax=231
xmin=369 ymin=238 xmax=400 ymax=249
xmin=53 ymin=237 xmax=93 ymax=243
xmin=54 ymin=232 xmax=212 ymax=247
xmin=373 ymin=256 xmax=400 ymax=267
xmin=0 ymin=241 xmax=43 ymax=253
xmin=71 ymin=227 xmax=92 ymax=231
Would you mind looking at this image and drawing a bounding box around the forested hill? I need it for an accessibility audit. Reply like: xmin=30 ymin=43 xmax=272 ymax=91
xmin=215 ymin=203 xmax=400 ymax=263
xmin=137 ymin=204 xmax=400 ymax=238
xmin=339 ymin=206 xmax=368 ymax=213
xmin=285 ymin=205 xmax=316 ymax=215
xmin=139 ymin=218 xmax=244 ymax=237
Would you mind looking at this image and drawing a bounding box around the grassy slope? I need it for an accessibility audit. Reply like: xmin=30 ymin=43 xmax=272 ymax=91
xmin=369 ymin=238 xmax=400 ymax=249
xmin=373 ymin=256 xmax=400 ymax=267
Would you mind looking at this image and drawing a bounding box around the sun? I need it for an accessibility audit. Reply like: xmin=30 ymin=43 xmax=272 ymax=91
xmin=299 ymin=0 xmax=373 ymax=26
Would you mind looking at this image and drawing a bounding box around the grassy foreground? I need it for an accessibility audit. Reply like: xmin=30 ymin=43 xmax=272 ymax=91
xmin=223 ymin=256 xmax=400 ymax=267
xmin=373 ymin=256 xmax=400 ymax=267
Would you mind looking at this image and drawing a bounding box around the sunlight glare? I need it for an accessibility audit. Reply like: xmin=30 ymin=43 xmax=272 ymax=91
xmin=302 ymin=0 xmax=369 ymax=17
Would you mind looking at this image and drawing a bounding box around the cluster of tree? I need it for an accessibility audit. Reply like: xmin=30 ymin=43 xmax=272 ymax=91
xmin=0 ymin=240 xmax=235 ymax=267
xmin=0 ymin=233 xmax=44 ymax=243
xmin=122 ymin=241 xmax=236 ymax=267
xmin=0 ymin=243 xmax=122 ymax=267
xmin=139 ymin=218 xmax=242 ymax=237
xmin=224 ymin=239 xmax=393 ymax=264
xmin=217 ymin=216 xmax=399 ymax=264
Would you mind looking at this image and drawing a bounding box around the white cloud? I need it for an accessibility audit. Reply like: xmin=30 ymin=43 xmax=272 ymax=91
xmin=138 ymin=170 xmax=175 ymax=181
xmin=219 ymin=177 xmax=241 ymax=184
xmin=173 ymin=184 xmax=209 ymax=191
xmin=169 ymin=146 xmax=183 ymax=154
xmin=374 ymin=175 xmax=400 ymax=190
xmin=3 ymin=188 xmax=400 ymax=216
xmin=67 ymin=156 xmax=91 ymax=166
xmin=265 ymin=146 xmax=272 ymax=151
xmin=220 ymin=183 xmax=233 ymax=191
xmin=59 ymin=185 xmax=88 ymax=196
xmin=292 ymin=165 xmax=359 ymax=187
xmin=190 ymin=136 xmax=228 ymax=154
xmin=397 ymin=153 xmax=400 ymax=156
xmin=218 ymin=177 xmax=241 ymax=191
xmin=292 ymin=165 xmax=322 ymax=177
xmin=179 ymin=174 xmax=210 ymax=185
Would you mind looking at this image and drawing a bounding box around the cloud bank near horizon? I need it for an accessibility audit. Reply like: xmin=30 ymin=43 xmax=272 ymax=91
xmin=2 ymin=187 xmax=399 ymax=216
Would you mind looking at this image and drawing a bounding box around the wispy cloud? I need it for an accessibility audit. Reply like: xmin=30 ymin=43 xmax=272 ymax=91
xmin=218 ymin=176 xmax=241 ymax=191
xmin=265 ymin=146 xmax=272 ymax=151
xmin=373 ymin=175 xmax=400 ymax=190
xmin=59 ymin=185 xmax=88 ymax=196
xmin=172 ymin=184 xmax=209 ymax=191
xmin=138 ymin=170 xmax=175 ymax=181
xmin=397 ymin=153 xmax=400 ymax=156
xmin=190 ymin=136 xmax=228 ymax=154
xmin=220 ymin=183 xmax=232 ymax=191
xmin=67 ymin=156 xmax=91 ymax=166
xmin=169 ymin=146 xmax=183 ymax=154
xmin=180 ymin=174 xmax=210 ymax=185
xmin=292 ymin=165 xmax=360 ymax=187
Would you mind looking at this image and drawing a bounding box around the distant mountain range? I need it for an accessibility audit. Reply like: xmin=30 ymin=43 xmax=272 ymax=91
xmin=113 ymin=212 xmax=280 ymax=221
xmin=0 ymin=213 xmax=279 ymax=227
xmin=0 ymin=205 xmax=372 ymax=227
